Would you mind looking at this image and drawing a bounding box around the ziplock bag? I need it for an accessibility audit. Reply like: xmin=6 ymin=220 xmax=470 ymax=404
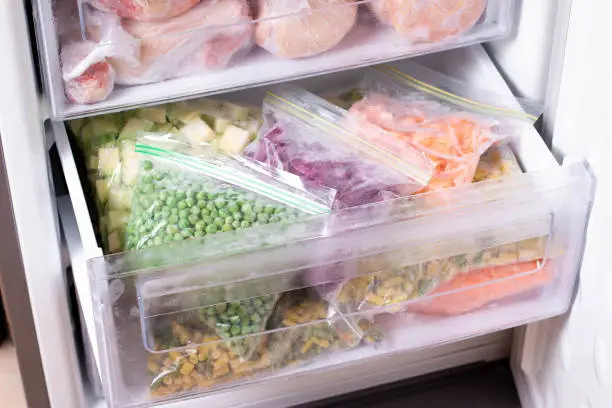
xmin=85 ymin=0 xmax=253 ymax=85
xmin=334 ymin=236 xmax=548 ymax=312
xmin=473 ymin=142 xmax=522 ymax=182
xmin=245 ymin=86 xmax=433 ymax=210
xmin=325 ymin=62 xmax=541 ymax=192
xmin=369 ymin=0 xmax=487 ymax=43
xmin=124 ymin=136 xmax=334 ymax=360
xmin=255 ymin=0 xmax=358 ymax=58
xmin=72 ymin=98 xmax=263 ymax=253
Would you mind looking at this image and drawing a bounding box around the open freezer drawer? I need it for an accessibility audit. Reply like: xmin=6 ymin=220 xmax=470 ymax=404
xmin=52 ymin=46 xmax=593 ymax=408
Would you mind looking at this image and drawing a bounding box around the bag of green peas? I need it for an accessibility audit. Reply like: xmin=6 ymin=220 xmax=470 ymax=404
xmin=125 ymin=136 xmax=335 ymax=360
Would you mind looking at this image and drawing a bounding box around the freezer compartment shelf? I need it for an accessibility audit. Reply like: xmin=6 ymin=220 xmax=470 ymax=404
xmin=35 ymin=0 xmax=515 ymax=119
xmin=90 ymin=159 xmax=591 ymax=408
xmin=52 ymin=46 xmax=592 ymax=408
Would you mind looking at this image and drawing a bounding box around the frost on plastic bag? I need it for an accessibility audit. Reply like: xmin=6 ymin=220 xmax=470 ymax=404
xmin=335 ymin=236 xmax=548 ymax=313
xmin=55 ymin=0 xmax=124 ymax=104
xmin=70 ymin=99 xmax=265 ymax=253
xmin=369 ymin=0 xmax=487 ymax=43
xmin=126 ymin=140 xmax=333 ymax=359
xmin=245 ymin=88 xmax=430 ymax=210
xmin=146 ymin=290 xmax=361 ymax=398
xmin=408 ymin=260 xmax=553 ymax=315
xmin=325 ymin=64 xmax=541 ymax=192
xmin=255 ymin=0 xmax=357 ymax=58
xmin=86 ymin=0 xmax=253 ymax=85
xmin=87 ymin=0 xmax=200 ymax=21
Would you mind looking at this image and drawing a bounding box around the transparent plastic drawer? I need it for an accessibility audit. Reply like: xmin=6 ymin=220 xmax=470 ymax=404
xmin=37 ymin=0 xmax=516 ymax=118
xmin=89 ymin=162 xmax=593 ymax=407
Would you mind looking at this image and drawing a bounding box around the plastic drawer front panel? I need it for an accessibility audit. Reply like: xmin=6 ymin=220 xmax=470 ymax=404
xmin=35 ymin=0 xmax=516 ymax=118
xmin=88 ymin=163 xmax=592 ymax=407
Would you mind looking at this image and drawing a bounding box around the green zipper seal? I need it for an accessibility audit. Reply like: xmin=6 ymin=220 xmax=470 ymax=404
xmin=135 ymin=144 xmax=330 ymax=215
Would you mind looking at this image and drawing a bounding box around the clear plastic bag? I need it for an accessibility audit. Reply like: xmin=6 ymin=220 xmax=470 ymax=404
xmin=124 ymin=137 xmax=334 ymax=359
xmin=69 ymin=98 xmax=265 ymax=253
xmin=369 ymin=0 xmax=487 ymax=43
xmin=325 ymin=62 xmax=542 ymax=192
xmin=336 ymin=236 xmax=548 ymax=312
xmin=245 ymin=86 xmax=433 ymax=210
xmin=254 ymin=0 xmax=357 ymax=58
xmin=87 ymin=0 xmax=200 ymax=21
xmin=473 ymin=143 xmax=522 ymax=182
xmin=85 ymin=0 xmax=253 ymax=85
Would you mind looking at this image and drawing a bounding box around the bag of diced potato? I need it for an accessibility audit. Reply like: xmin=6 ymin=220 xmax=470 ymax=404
xmin=323 ymin=62 xmax=541 ymax=192
xmin=124 ymin=137 xmax=334 ymax=359
xmin=255 ymin=0 xmax=357 ymax=58
xmin=369 ymin=0 xmax=487 ymax=43
xmin=69 ymin=99 xmax=265 ymax=253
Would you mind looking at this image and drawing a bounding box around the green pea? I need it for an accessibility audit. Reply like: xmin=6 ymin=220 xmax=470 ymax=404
xmin=188 ymin=214 xmax=199 ymax=225
xmin=186 ymin=198 xmax=195 ymax=207
xmin=251 ymin=313 xmax=261 ymax=323
xmin=218 ymin=208 xmax=229 ymax=218
xmin=170 ymin=207 xmax=178 ymax=214
xmin=233 ymin=212 xmax=242 ymax=221
xmin=142 ymin=159 xmax=153 ymax=171
xmin=173 ymin=233 xmax=183 ymax=241
xmin=232 ymin=220 xmax=241 ymax=229
xmin=195 ymin=221 xmax=206 ymax=231
xmin=241 ymin=325 xmax=251 ymax=335
xmin=194 ymin=230 xmax=204 ymax=238
xmin=253 ymin=298 xmax=263 ymax=308
xmin=229 ymin=315 xmax=240 ymax=324
xmin=241 ymin=203 xmax=252 ymax=214
xmin=196 ymin=192 xmax=206 ymax=201
xmin=253 ymin=203 xmax=263 ymax=213
xmin=214 ymin=217 xmax=224 ymax=226
xmin=181 ymin=228 xmax=193 ymax=238
xmin=206 ymin=224 xmax=218 ymax=234
xmin=225 ymin=216 xmax=234 ymax=225
xmin=227 ymin=203 xmax=239 ymax=213
xmin=215 ymin=198 xmax=227 ymax=208
xmin=166 ymin=197 xmax=176 ymax=206
xmin=178 ymin=201 xmax=186 ymax=210
xmin=202 ymin=216 xmax=213 ymax=224
xmin=197 ymin=200 xmax=207 ymax=209
xmin=222 ymin=224 xmax=233 ymax=232
xmin=257 ymin=213 xmax=269 ymax=224
xmin=264 ymin=205 xmax=276 ymax=214
xmin=230 ymin=325 xmax=241 ymax=336
xmin=176 ymin=191 xmax=186 ymax=200
xmin=191 ymin=206 xmax=200 ymax=215
xmin=240 ymin=221 xmax=251 ymax=228
xmin=163 ymin=235 xmax=173 ymax=243
xmin=178 ymin=219 xmax=189 ymax=229
xmin=206 ymin=202 xmax=216 ymax=211
xmin=200 ymin=208 xmax=210 ymax=218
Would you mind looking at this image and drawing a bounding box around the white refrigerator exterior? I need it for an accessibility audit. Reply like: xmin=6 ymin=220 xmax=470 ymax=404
xmin=0 ymin=1 xmax=607 ymax=407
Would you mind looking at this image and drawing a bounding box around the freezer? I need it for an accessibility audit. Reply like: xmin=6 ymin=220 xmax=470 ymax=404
xmin=0 ymin=0 xmax=608 ymax=408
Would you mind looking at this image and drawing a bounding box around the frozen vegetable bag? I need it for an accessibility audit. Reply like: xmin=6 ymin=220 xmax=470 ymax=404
xmin=70 ymin=98 xmax=263 ymax=253
xmin=327 ymin=62 xmax=542 ymax=192
xmin=245 ymin=86 xmax=434 ymax=209
xmin=125 ymin=136 xmax=334 ymax=360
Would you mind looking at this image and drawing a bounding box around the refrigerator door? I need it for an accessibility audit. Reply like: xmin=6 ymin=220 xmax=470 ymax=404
xmin=511 ymin=1 xmax=611 ymax=407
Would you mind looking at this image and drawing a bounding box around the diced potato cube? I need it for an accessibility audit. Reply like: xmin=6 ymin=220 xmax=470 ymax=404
xmin=107 ymin=210 xmax=129 ymax=232
xmin=137 ymin=106 xmax=167 ymax=124
xmin=108 ymin=187 xmax=132 ymax=210
xmin=98 ymin=147 xmax=120 ymax=177
xmin=118 ymin=118 xmax=154 ymax=141
xmin=95 ymin=179 xmax=111 ymax=204
xmin=107 ymin=231 xmax=122 ymax=253
xmin=180 ymin=117 xmax=215 ymax=145
xmin=219 ymin=125 xmax=251 ymax=154
xmin=214 ymin=117 xmax=232 ymax=134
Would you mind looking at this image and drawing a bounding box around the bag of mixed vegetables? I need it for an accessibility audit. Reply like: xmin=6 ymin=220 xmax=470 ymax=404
xmin=126 ymin=135 xmax=334 ymax=361
xmin=322 ymin=62 xmax=541 ymax=192
xmin=68 ymin=98 xmax=264 ymax=253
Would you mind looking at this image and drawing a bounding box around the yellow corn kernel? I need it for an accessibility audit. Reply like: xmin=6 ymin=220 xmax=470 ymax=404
xmin=147 ymin=361 xmax=160 ymax=373
xmin=301 ymin=338 xmax=315 ymax=354
xmin=162 ymin=375 xmax=173 ymax=385
xmin=213 ymin=364 xmax=230 ymax=378
xmin=282 ymin=319 xmax=297 ymax=327
xmin=313 ymin=338 xmax=330 ymax=348
xmin=179 ymin=362 xmax=195 ymax=376
xmin=381 ymin=277 xmax=404 ymax=288
xmin=198 ymin=352 xmax=208 ymax=362
xmin=213 ymin=353 xmax=229 ymax=370
xmin=188 ymin=354 xmax=199 ymax=365
xmin=392 ymin=293 xmax=409 ymax=304
xmin=365 ymin=294 xmax=385 ymax=306
xmin=168 ymin=351 xmax=181 ymax=362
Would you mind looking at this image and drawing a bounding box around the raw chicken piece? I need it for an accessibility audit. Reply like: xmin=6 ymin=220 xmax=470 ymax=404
xmin=87 ymin=0 xmax=200 ymax=21
xmin=370 ymin=0 xmax=487 ymax=42
xmin=56 ymin=0 xmax=117 ymax=104
xmin=255 ymin=0 xmax=357 ymax=58
xmin=87 ymin=0 xmax=253 ymax=85
xmin=61 ymin=42 xmax=115 ymax=104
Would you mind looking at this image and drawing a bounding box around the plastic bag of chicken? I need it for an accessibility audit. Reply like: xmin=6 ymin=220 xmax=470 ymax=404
xmin=369 ymin=0 xmax=487 ymax=43
xmin=255 ymin=0 xmax=357 ymax=59
xmin=86 ymin=0 xmax=200 ymax=21
xmin=86 ymin=0 xmax=253 ymax=85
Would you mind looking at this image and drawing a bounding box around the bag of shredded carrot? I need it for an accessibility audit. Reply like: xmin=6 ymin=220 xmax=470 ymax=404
xmin=320 ymin=62 xmax=542 ymax=192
